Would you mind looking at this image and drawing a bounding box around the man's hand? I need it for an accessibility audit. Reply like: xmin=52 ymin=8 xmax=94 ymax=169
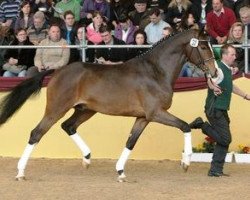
xmin=207 ymin=78 xmax=222 ymax=96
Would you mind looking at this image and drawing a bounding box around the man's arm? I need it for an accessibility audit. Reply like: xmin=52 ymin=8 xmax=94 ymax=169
xmin=233 ymin=84 xmax=250 ymax=100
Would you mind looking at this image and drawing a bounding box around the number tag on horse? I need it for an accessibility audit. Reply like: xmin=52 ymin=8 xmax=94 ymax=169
xmin=190 ymin=38 xmax=199 ymax=47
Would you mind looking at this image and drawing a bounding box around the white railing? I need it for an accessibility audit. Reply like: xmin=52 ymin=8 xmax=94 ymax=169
xmin=0 ymin=25 xmax=249 ymax=72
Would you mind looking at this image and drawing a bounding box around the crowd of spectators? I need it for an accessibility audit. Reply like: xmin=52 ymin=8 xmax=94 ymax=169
xmin=0 ymin=0 xmax=249 ymax=77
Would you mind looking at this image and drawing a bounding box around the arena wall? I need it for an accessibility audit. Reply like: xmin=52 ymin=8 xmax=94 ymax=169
xmin=0 ymin=78 xmax=249 ymax=160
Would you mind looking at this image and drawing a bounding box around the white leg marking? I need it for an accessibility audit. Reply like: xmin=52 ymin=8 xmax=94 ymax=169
xmin=16 ymin=143 xmax=36 ymax=179
xmin=70 ymin=133 xmax=91 ymax=164
xmin=116 ymin=148 xmax=131 ymax=172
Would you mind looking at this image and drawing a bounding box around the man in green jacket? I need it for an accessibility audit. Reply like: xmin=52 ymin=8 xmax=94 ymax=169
xmin=190 ymin=44 xmax=250 ymax=177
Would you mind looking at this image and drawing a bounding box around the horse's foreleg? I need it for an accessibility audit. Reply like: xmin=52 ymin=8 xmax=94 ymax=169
xmin=116 ymin=117 xmax=149 ymax=182
xmin=61 ymin=108 xmax=96 ymax=168
xmin=150 ymin=110 xmax=192 ymax=172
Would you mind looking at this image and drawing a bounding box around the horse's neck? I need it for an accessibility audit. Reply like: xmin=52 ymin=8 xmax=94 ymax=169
xmin=153 ymin=39 xmax=188 ymax=83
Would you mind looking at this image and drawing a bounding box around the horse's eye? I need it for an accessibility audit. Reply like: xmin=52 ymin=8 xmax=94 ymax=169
xmin=200 ymin=46 xmax=207 ymax=50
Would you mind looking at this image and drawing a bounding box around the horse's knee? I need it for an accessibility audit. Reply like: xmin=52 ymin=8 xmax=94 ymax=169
xmin=28 ymin=129 xmax=43 ymax=144
xmin=181 ymin=123 xmax=191 ymax=133
xmin=61 ymin=121 xmax=76 ymax=136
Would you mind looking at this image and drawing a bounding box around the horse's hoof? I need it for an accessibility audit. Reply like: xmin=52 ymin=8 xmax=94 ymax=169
xmin=82 ymin=159 xmax=91 ymax=169
xmin=180 ymin=162 xmax=189 ymax=172
xmin=117 ymin=173 xmax=126 ymax=183
xmin=15 ymin=176 xmax=26 ymax=181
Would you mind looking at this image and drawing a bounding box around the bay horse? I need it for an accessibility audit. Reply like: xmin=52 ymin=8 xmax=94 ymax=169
xmin=0 ymin=29 xmax=218 ymax=182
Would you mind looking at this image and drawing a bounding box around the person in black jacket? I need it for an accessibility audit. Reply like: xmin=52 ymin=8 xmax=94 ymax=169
xmin=96 ymin=24 xmax=129 ymax=64
xmin=2 ymin=28 xmax=35 ymax=77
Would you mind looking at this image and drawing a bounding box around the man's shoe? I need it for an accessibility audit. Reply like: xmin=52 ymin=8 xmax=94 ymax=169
xmin=208 ymin=171 xmax=230 ymax=177
xmin=189 ymin=117 xmax=204 ymax=129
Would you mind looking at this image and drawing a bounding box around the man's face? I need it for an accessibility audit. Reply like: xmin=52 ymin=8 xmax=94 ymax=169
xmin=240 ymin=13 xmax=250 ymax=25
xmin=212 ymin=0 xmax=223 ymax=13
xmin=33 ymin=18 xmax=44 ymax=29
xmin=49 ymin=26 xmax=61 ymax=42
xmin=100 ymin=31 xmax=112 ymax=44
xmin=64 ymin=14 xmax=75 ymax=27
xmin=223 ymin=47 xmax=236 ymax=66
xmin=135 ymin=3 xmax=147 ymax=13
xmin=149 ymin=14 xmax=160 ymax=24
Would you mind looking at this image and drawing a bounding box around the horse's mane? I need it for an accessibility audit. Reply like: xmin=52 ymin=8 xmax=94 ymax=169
xmin=136 ymin=29 xmax=194 ymax=58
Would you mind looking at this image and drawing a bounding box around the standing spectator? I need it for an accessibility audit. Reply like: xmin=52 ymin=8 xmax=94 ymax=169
xmin=114 ymin=13 xmax=138 ymax=44
xmin=144 ymin=7 xmax=171 ymax=44
xmin=86 ymin=11 xmax=105 ymax=44
xmin=191 ymin=0 xmax=212 ymax=29
xmin=14 ymin=1 xmax=34 ymax=33
xmin=80 ymin=0 xmax=111 ymax=23
xmin=27 ymin=11 xmax=49 ymax=45
xmin=128 ymin=29 xmax=149 ymax=59
xmin=26 ymin=24 xmax=70 ymax=77
xmin=189 ymin=44 xmax=250 ymax=177
xmin=96 ymin=24 xmax=129 ymax=64
xmin=206 ymin=0 xmax=236 ymax=44
xmin=148 ymin=0 xmax=171 ymax=12
xmin=2 ymin=28 xmax=35 ymax=77
xmin=54 ymin=0 xmax=81 ymax=21
xmin=0 ymin=0 xmax=21 ymax=30
xmin=61 ymin=10 xmax=78 ymax=63
xmin=165 ymin=0 xmax=192 ymax=30
xmin=128 ymin=0 xmax=151 ymax=30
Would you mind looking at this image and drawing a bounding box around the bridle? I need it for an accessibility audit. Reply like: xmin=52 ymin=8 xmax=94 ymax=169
xmin=188 ymin=38 xmax=216 ymax=78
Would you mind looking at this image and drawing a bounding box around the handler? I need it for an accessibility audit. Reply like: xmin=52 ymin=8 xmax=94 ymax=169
xmin=189 ymin=44 xmax=250 ymax=177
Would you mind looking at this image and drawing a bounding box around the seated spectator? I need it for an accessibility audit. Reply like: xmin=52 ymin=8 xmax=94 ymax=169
xmin=0 ymin=0 xmax=21 ymax=31
xmin=54 ymin=0 xmax=81 ymax=21
xmin=223 ymin=0 xmax=250 ymax=19
xmin=206 ymin=0 xmax=236 ymax=44
xmin=128 ymin=0 xmax=151 ymax=30
xmin=144 ymin=7 xmax=171 ymax=44
xmin=147 ymin=0 xmax=171 ymax=14
xmin=2 ymin=28 xmax=35 ymax=77
xmin=162 ymin=26 xmax=173 ymax=38
xmin=14 ymin=1 xmax=34 ymax=32
xmin=110 ymin=0 xmax=132 ymax=28
xmin=177 ymin=11 xmax=199 ymax=32
xmin=80 ymin=0 xmax=110 ymax=24
xmin=96 ymin=24 xmax=129 ymax=64
xmin=32 ymin=0 xmax=54 ymax=23
xmin=61 ymin=10 xmax=78 ymax=63
xmin=75 ymin=26 xmax=95 ymax=63
xmin=114 ymin=13 xmax=138 ymax=44
xmin=26 ymin=24 xmax=70 ymax=77
xmin=128 ymin=29 xmax=149 ymax=59
xmin=86 ymin=11 xmax=105 ymax=45
xmin=191 ymin=0 xmax=212 ymax=29
xmin=27 ymin=11 xmax=49 ymax=45
xmin=227 ymin=22 xmax=245 ymax=72
xmin=165 ymin=0 xmax=192 ymax=31
xmin=239 ymin=6 xmax=250 ymax=40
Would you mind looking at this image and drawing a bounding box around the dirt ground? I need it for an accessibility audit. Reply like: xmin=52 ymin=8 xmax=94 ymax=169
xmin=0 ymin=157 xmax=250 ymax=200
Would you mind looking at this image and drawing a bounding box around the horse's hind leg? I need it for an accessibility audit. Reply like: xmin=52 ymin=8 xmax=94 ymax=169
xmin=116 ymin=117 xmax=149 ymax=182
xmin=16 ymin=108 xmax=70 ymax=180
xmin=150 ymin=110 xmax=192 ymax=172
xmin=61 ymin=107 xmax=96 ymax=168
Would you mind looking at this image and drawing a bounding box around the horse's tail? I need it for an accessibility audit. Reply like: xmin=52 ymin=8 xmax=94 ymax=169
xmin=0 ymin=69 xmax=54 ymax=126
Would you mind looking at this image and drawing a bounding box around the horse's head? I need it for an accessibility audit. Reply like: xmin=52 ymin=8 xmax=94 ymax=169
xmin=185 ymin=29 xmax=218 ymax=78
